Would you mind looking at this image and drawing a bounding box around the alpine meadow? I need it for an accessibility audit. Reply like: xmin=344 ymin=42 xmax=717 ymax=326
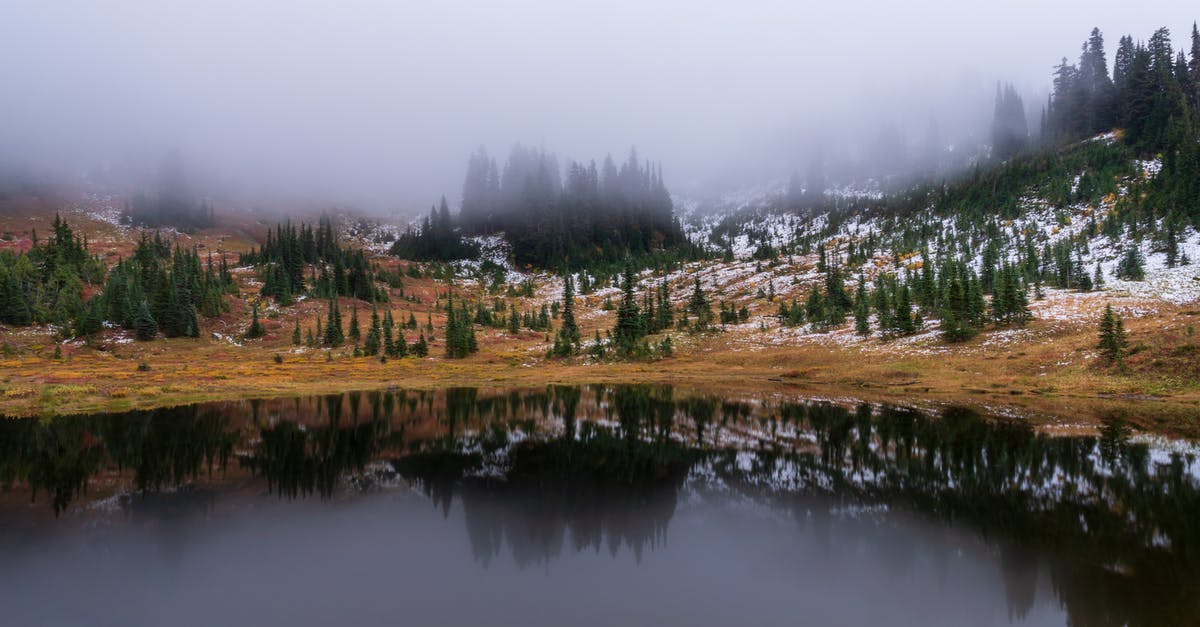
xmin=2 ymin=3 xmax=1200 ymax=627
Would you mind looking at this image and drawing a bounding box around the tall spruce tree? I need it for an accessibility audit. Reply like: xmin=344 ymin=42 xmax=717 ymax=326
xmin=551 ymin=275 xmax=580 ymax=356
xmin=1098 ymin=304 xmax=1129 ymax=363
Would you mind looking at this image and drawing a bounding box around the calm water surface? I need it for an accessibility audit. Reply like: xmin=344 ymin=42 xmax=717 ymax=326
xmin=1 ymin=386 xmax=1197 ymax=626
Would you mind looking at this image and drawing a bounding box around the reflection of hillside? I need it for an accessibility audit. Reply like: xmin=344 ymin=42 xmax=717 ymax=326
xmin=239 ymin=394 xmax=394 ymax=499
xmin=393 ymin=389 xmax=1200 ymax=625
xmin=2 ymin=385 xmax=1200 ymax=624
xmin=718 ymin=403 xmax=1200 ymax=627
xmin=399 ymin=424 xmax=695 ymax=568
xmin=0 ymin=405 xmax=233 ymax=513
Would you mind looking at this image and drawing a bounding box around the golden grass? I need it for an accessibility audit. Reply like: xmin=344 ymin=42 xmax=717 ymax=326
xmin=1 ymin=198 xmax=1197 ymax=437
xmin=2 ymin=318 xmax=1196 ymax=437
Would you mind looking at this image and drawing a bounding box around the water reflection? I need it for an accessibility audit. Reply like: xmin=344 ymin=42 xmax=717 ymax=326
xmin=1 ymin=385 xmax=1198 ymax=625
xmin=0 ymin=405 xmax=233 ymax=513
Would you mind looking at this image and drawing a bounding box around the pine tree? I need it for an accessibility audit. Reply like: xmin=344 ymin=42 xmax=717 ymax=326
xmin=444 ymin=293 xmax=478 ymax=358
xmin=348 ymin=302 xmax=361 ymax=342
xmin=613 ymin=266 xmax=644 ymax=354
xmin=0 ymin=270 xmax=31 ymax=325
xmin=895 ymin=284 xmax=917 ymax=335
xmin=382 ymin=309 xmax=395 ymax=356
xmin=324 ymin=298 xmax=344 ymax=346
xmin=74 ymin=296 xmax=105 ymax=337
xmin=395 ymin=328 xmax=408 ymax=357
xmin=992 ymin=83 xmax=1029 ymax=159
xmin=1117 ymin=247 xmax=1145 ymax=280
xmin=364 ymin=308 xmax=381 ymax=355
xmin=292 ymin=319 xmax=302 ymax=345
xmin=854 ymin=276 xmax=871 ymax=336
xmin=134 ymin=301 xmax=157 ymax=341
xmin=1098 ymin=304 xmax=1128 ymax=363
xmin=246 ymin=304 xmax=265 ymax=339
xmin=686 ymin=277 xmax=712 ymax=330
xmin=655 ymin=281 xmax=674 ymax=330
xmin=551 ymin=275 xmax=580 ymax=356
xmin=508 ymin=303 xmax=520 ymax=334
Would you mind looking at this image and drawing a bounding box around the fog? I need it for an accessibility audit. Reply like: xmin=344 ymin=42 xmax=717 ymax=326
xmin=0 ymin=1 xmax=1195 ymax=215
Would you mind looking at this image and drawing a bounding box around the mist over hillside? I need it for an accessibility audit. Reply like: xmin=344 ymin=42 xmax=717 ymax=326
xmin=1 ymin=2 xmax=1197 ymax=216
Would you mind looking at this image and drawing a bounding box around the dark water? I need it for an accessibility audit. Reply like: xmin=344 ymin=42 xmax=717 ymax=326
xmin=1 ymin=386 xmax=1198 ymax=626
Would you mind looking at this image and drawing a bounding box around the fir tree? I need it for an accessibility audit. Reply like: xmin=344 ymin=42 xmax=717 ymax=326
xmin=246 ymin=304 xmax=265 ymax=339
xmin=853 ymin=276 xmax=871 ymax=336
xmin=134 ymin=301 xmax=157 ymax=341
xmin=508 ymin=303 xmax=520 ymax=335
xmin=613 ymin=266 xmax=644 ymax=354
xmin=686 ymin=277 xmax=713 ymax=330
xmin=1117 ymin=247 xmax=1145 ymax=280
xmin=324 ymin=298 xmax=344 ymax=346
xmin=895 ymin=283 xmax=917 ymax=335
xmin=382 ymin=309 xmax=395 ymax=356
xmin=551 ymin=275 xmax=580 ymax=356
xmin=367 ymin=310 xmax=383 ymax=354
xmin=444 ymin=293 xmax=478 ymax=358
xmin=74 ymin=296 xmax=105 ymax=337
xmin=348 ymin=302 xmax=361 ymax=342
xmin=1098 ymin=303 xmax=1129 ymax=363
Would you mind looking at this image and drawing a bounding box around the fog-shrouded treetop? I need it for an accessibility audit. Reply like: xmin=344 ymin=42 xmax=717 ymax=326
xmin=0 ymin=2 xmax=1197 ymax=213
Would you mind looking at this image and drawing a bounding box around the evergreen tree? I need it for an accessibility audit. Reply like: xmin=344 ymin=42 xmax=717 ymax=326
xmin=1098 ymin=303 xmax=1129 ymax=363
xmin=854 ymin=276 xmax=871 ymax=336
xmin=507 ymin=302 xmax=520 ymax=335
xmin=395 ymin=327 xmax=409 ymax=358
xmin=444 ymin=293 xmax=478 ymax=358
xmin=382 ymin=309 xmax=395 ymax=357
xmin=686 ymin=277 xmax=713 ymax=330
xmin=894 ymin=283 xmax=917 ymax=335
xmin=245 ymin=304 xmax=265 ymax=339
xmin=551 ymin=275 xmax=580 ymax=356
xmin=74 ymin=296 xmax=105 ymax=337
xmin=1117 ymin=247 xmax=1146 ymax=280
xmin=613 ymin=266 xmax=644 ymax=354
xmin=324 ymin=298 xmax=344 ymax=346
xmin=364 ymin=307 xmax=382 ymax=355
xmin=348 ymin=303 xmax=361 ymax=342
xmin=389 ymin=196 xmax=480 ymax=262
xmin=0 ymin=269 xmax=32 ymax=326
xmin=992 ymin=83 xmax=1029 ymax=159
xmin=134 ymin=301 xmax=157 ymax=341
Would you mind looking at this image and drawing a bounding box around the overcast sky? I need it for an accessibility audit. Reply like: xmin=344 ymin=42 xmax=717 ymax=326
xmin=0 ymin=1 xmax=1196 ymax=214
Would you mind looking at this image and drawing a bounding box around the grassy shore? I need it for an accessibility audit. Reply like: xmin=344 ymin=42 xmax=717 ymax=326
xmin=3 ymin=318 xmax=1199 ymax=438
xmin=2 ymin=198 xmax=1198 ymax=436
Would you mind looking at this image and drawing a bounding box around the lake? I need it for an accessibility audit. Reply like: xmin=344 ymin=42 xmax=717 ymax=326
xmin=1 ymin=385 xmax=1197 ymax=626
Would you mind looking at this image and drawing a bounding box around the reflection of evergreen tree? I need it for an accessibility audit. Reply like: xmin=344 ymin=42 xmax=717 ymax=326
xmin=395 ymin=385 xmax=695 ymax=568
xmin=240 ymin=394 xmax=387 ymax=499
xmin=4 ymin=385 xmax=1200 ymax=625
xmin=100 ymin=406 xmax=235 ymax=492
xmin=0 ymin=404 xmax=235 ymax=514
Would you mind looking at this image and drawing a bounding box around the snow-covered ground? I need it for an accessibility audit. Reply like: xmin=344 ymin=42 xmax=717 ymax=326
xmin=316 ymin=142 xmax=1200 ymax=359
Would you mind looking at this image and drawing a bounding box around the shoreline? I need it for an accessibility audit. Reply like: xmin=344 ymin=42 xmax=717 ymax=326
xmin=5 ymin=345 xmax=1198 ymax=438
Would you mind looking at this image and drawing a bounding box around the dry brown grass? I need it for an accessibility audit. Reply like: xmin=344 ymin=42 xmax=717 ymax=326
xmin=2 ymin=191 xmax=1198 ymax=437
xmin=4 ymin=312 xmax=1198 ymax=436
